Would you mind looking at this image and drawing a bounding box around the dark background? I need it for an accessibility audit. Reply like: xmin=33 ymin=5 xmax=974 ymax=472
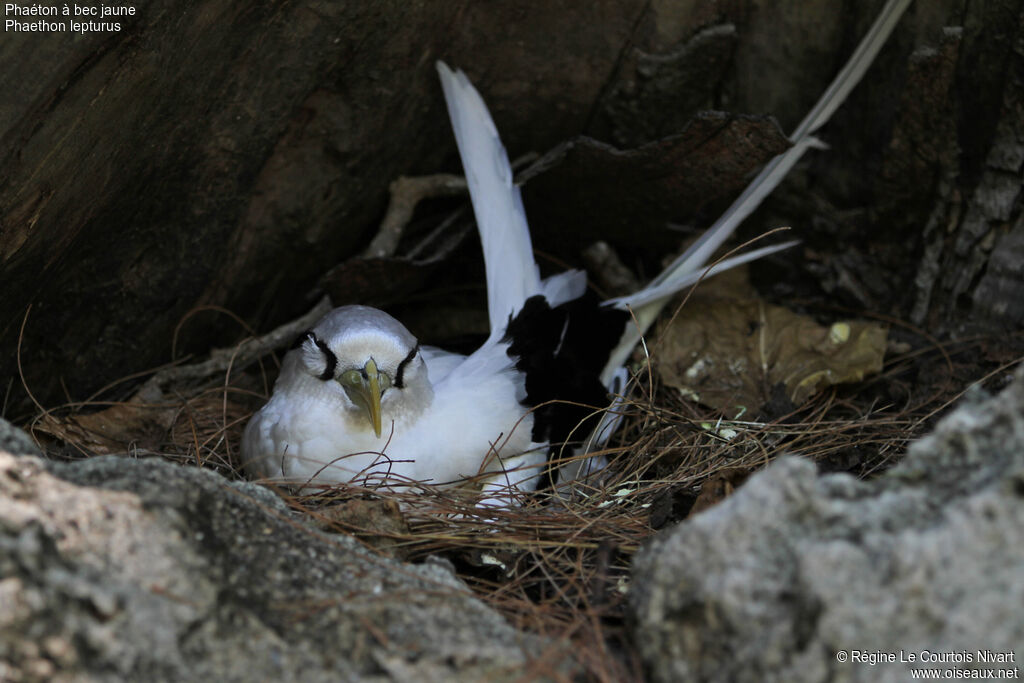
xmin=2 ymin=0 xmax=1021 ymax=416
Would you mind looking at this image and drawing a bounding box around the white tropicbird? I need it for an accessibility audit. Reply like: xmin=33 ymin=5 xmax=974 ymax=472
xmin=243 ymin=1 xmax=910 ymax=502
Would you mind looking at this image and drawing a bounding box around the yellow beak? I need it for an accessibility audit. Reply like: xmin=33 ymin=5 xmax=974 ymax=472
xmin=341 ymin=358 xmax=383 ymax=437
xmin=366 ymin=358 xmax=385 ymax=438
xmin=361 ymin=358 xmax=383 ymax=438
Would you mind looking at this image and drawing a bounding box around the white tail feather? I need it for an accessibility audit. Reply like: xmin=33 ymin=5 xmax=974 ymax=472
xmin=610 ymin=241 xmax=801 ymax=311
xmin=790 ymin=0 xmax=913 ymax=141
xmin=540 ymin=269 xmax=588 ymax=307
xmin=599 ymin=241 xmax=799 ymax=385
xmin=437 ymin=62 xmax=541 ymax=340
xmin=437 ymin=0 xmax=911 ymax=476
xmin=604 ymin=0 xmax=912 ymax=384
xmin=651 ymin=0 xmax=911 ymax=295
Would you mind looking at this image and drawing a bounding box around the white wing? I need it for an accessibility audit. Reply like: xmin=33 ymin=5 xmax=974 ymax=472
xmin=420 ymin=345 xmax=466 ymax=384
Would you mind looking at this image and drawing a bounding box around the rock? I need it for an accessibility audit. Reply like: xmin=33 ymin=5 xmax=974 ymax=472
xmin=630 ymin=368 xmax=1024 ymax=682
xmin=0 ymin=438 xmax=560 ymax=681
xmin=0 ymin=418 xmax=40 ymax=457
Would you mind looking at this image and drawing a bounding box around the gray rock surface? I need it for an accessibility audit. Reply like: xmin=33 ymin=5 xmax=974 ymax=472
xmin=0 ymin=417 xmax=40 ymax=457
xmin=7 ymin=358 xmax=1024 ymax=683
xmin=0 ymin=419 xmax=555 ymax=682
xmin=630 ymin=370 xmax=1024 ymax=682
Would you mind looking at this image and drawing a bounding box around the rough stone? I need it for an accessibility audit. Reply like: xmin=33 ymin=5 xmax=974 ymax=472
xmin=630 ymin=369 xmax=1024 ymax=682
xmin=0 ymin=430 xmax=558 ymax=681
xmin=0 ymin=418 xmax=40 ymax=457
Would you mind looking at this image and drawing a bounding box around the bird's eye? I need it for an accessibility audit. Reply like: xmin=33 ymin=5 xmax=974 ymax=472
xmin=340 ymin=369 xmax=362 ymax=387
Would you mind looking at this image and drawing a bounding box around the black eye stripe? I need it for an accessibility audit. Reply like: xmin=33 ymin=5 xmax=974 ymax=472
xmin=394 ymin=343 xmax=419 ymax=389
xmin=308 ymin=333 xmax=337 ymax=381
xmin=291 ymin=330 xmax=312 ymax=350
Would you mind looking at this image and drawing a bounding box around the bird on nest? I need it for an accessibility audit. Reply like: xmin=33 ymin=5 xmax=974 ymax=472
xmin=240 ymin=62 xmax=799 ymax=504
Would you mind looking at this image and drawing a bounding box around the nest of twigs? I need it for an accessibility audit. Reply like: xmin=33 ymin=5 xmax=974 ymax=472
xmin=17 ymin=300 xmax=1015 ymax=681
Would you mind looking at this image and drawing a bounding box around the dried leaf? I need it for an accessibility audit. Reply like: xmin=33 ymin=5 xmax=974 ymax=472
xmin=689 ymin=469 xmax=751 ymax=516
xmin=37 ymin=400 xmax=176 ymax=454
xmin=655 ymin=270 xmax=887 ymax=417
xmin=313 ymin=498 xmax=412 ymax=558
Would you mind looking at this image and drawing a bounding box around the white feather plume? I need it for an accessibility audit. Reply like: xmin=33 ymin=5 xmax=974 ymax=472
xmin=437 ymin=62 xmax=542 ymax=341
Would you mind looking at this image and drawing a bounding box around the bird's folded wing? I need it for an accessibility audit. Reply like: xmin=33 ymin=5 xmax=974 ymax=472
xmin=420 ymin=345 xmax=467 ymax=384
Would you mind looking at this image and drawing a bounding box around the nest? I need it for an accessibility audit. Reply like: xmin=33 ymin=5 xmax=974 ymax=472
xmin=18 ymin=301 xmax=1009 ymax=681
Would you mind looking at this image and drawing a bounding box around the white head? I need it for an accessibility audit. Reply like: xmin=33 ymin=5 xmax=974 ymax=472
xmin=290 ymin=305 xmax=432 ymax=437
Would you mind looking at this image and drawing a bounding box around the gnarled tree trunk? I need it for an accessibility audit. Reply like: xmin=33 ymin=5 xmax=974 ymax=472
xmin=1 ymin=0 xmax=1021 ymax=415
